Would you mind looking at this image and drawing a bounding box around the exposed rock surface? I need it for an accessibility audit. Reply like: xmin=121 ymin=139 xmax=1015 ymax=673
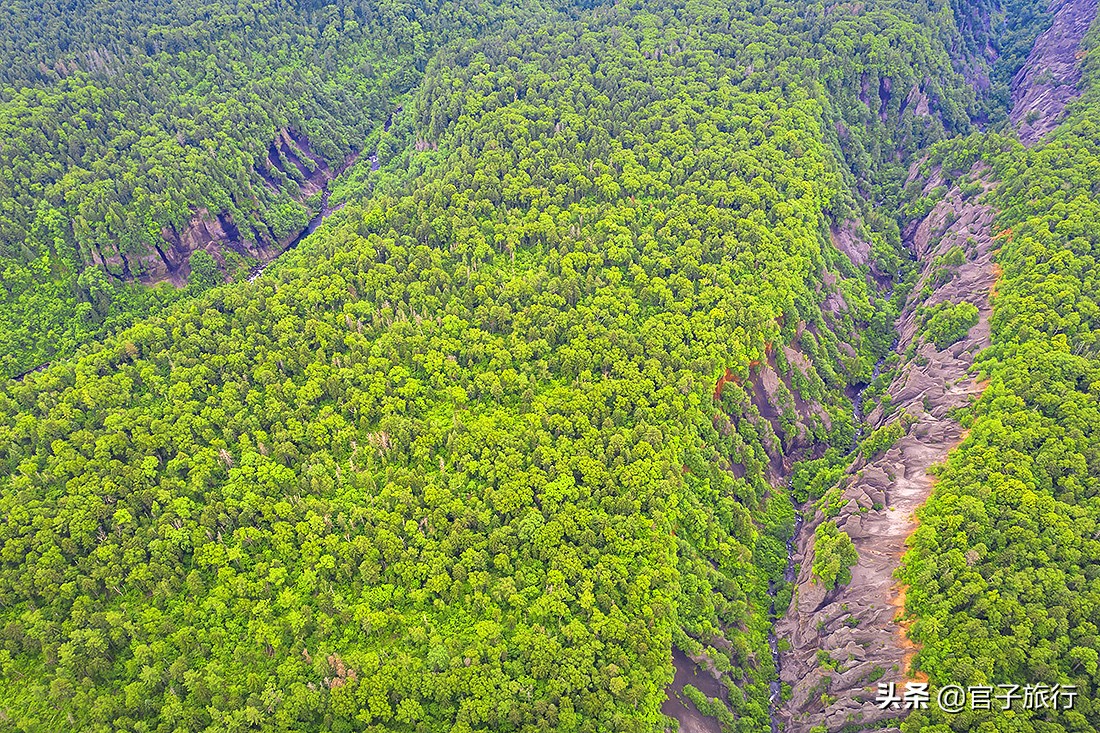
xmin=150 ymin=209 xmax=281 ymax=287
xmin=1010 ymin=0 xmax=1098 ymax=145
xmin=774 ymin=167 xmax=999 ymax=732
xmin=829 ymin=221 xmax=872 ymax=269
xmin=666 ymin=321 xmax=864 ymax=731
xmin=662 ymin=649 xmax=725 ymax=733
xmin=139 ymin=128 xmax=356 ymax=287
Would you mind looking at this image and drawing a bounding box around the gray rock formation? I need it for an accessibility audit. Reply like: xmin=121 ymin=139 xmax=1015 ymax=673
xmin=1010 ymin=0 xmax=1098 ymax=145
xmin=141 ymin=128 xmax=355 ymax=287
xmin=774 ymin=166 xmax=999 ymax=732
xmin=150 ymin=209 xmax=281 ymax=287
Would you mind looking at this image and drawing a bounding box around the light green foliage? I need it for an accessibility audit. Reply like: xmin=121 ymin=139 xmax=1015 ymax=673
xmin=0 ymin=0 xmax=934 ymax=725
xmin=816 ymin=649 xmax=840 ymax=671
xmin=811 ymin=521 xmax=858 ymax=590
xmin=791 ymin=450 xmax=850 ymax=504
xmin=921 ymin=300 xmax=980 ymax=348
xmin=860 ymin=419 xmax=906 ymax=460
xmin=0 ymin=0 xmax=1085 ymax=731
xmin=930 ymin=245 xmax=966 ymax=287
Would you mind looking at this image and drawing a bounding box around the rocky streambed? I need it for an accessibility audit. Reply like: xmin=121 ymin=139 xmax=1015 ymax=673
xmin=773 ymin=165 xmax=1000 ymax=733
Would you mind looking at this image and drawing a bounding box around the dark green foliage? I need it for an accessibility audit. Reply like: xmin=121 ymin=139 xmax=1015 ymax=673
xmin=949 ymin=0 xmax=1055 ymax=120
xmin=187 ymin=251 xmax=223 ymax=293
xmin=0 ymin=0 xmax=553 ymax=378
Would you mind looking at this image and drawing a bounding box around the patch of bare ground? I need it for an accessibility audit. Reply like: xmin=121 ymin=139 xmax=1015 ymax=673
xmin=661 ymin=648 xmax=725 ymax=733
xmin=774 ymin=166 xmax=1000 ymax=732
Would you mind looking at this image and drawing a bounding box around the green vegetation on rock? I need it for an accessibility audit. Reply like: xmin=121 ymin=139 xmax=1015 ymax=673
xmin=811 ymin=521 xmax=859 ymax=591
xmin=921 ymin=300 xmax=980 ymax=349
xmin=900 ymin=25 xmax=1100 ymax=733
xmin=0 ymin=0 xmax=1095 ymax=731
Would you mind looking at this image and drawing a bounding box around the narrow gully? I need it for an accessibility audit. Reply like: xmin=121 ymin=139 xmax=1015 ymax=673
xmin=249 ymin=106 xmax=399 ymax=283
xmin=766 ymin=343 xmax=890 ymax=732
xmin=767 ymin=499 xmax=803 ymax=733
xmin=248 ymin=186 xmax=341 ymax=282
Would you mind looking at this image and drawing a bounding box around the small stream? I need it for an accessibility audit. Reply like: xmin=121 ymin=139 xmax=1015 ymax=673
xmin=248 ymin=106 xmax=399 ymax=283
xmin=848 ymin=357 xmax=885 ymax=451
xmin=248 ymin=186 xmax=343 ymax=282
xmin=765 ymin=375 xmax=877 ymax=726
xmin=765 ymin=285 xmax=896 ymax=731
xmin=766 ymin=502 xmax=804 ymax=733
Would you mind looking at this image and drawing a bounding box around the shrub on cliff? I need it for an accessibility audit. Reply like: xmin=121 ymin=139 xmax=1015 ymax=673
xmin=923 ymin=300 xmax=980 ymax=348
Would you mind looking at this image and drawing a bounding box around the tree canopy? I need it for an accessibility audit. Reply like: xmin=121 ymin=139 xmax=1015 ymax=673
xmin=0 ymin=0 xmax=1096 ymax=731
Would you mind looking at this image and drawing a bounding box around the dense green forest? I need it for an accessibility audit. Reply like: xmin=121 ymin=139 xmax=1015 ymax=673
xmin=0 ymin=0 xmax=547 ymax=378
xmin=0 ymin=0 xmax=1097 ymax=731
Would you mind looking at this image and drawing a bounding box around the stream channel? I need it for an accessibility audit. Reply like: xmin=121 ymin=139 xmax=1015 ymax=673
xmin=248 ymin=107 xmax=398 ymax=283
xmin=764 ymin=344 xmax=890 ymax=733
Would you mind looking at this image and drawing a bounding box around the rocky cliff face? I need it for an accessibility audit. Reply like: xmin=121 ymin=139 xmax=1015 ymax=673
xmin=138 ymin=128 xmax=352 ymax=287
xmin=1010 ymin=0 xmax=1098 ymax=145
xmin=146 ymin=209 xmax=281 ymax=287
xmin=770 ymin=5 xmax=1100 ymax=727
xmin=774 ymin=165 xmax=999 ymax=732
xmin=662 ymin=218 xmax=887 ymax=732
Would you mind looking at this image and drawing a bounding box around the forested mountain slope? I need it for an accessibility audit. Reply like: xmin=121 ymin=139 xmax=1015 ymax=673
xmin=0 ymin=0 xmax=970 ymax=729
xmin=897 ymin=19 xmax=1100 ymax=733
xmin=776 ymin=2 xmax=1100 ymax=730
xmin=777 ymin=156 xmax=1002 ymax=733
xmin=0 ymin=0 xmax=543 ymax=379
xmin=0 ymin=0 xmax=1097 ymax=732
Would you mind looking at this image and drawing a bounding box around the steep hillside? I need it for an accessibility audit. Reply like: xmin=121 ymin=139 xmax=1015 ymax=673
xmin=776 ymin=159 xmax=1001 ymax=733
xmin=0 ymin=0 xmax=546 ymax=378
xmin=899 ymin=24 xmax=1100 ymax=733
xmin=776 ymin=5 xmax=1100 ymax=731
xmin=0 ymin=0 xmax=993 ymax=730
xmin=1010 ymin=0 xmax=1099 ymax=142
